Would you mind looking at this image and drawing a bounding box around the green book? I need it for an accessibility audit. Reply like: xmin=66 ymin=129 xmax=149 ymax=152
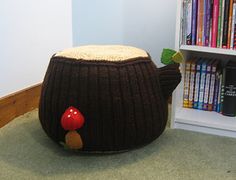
xmin=217 ymin=0 xmax=223 ymax=47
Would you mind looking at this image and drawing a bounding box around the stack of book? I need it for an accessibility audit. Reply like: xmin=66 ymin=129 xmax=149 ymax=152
xmin=182 ymin=0 xmax=236 ymax=49
xmin=183 ymin=59 xmax=236 ymax=116
xmin=183 ymin=59 xmax=222 ymax=112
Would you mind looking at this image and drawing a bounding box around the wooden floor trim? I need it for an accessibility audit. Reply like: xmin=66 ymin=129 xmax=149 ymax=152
xmin=0 ymin=83 xmax=42 ymax=128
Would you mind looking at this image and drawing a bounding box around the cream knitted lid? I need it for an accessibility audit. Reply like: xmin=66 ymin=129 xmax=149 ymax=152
xmin=55 ymin=45 xmax=148 ymax=61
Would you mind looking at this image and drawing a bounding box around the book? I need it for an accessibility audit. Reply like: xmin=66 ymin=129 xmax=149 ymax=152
xmin=192 ymin=0 xmax=198 ymax=45
xmin=188 ymin=59 xmax=197 ymax=108
xmin=208 ymin=60 xmax=219 ymax=111
xmin=213 ymin=69 xmax=220 ymax=111
xmin=234 ymin=17 xmax=236 ymax=49
xmin=217 ymin=73 xmax=223 ymax=112
xmin=203 ymin=60 xmax=214 ymax=110
xmin=183 ymin=60 xmax=192 ymax=108
xmin=209 ymin=0 xmax=214 ymax=46
xmin=227 ymin=0 xmax=234 ymax=48
xmin=222 ymin=0 xmax=230 ymax=48
xmin=187 ymin=0 xmax=193 ymax=45
xmin=205 ymin=0 xmax=212 ymax=45
xmin=220 ymin=0 xmax=226 ymax=47
xmin=211 ymin=0 xmax=220 ymax=47
xmin=198 ymin=60 xmax=207 ymax=109
xmin=230 ymin=0 xmax=236 ymax=49
xmin=222 ymin=60 xmax=236 ymax=116
xmin=197 ymin=0 xmax=204 ymax=45
xmin=193 ymin=59 xmax=203 ymax=108
xmin=182 ymin=1 xmax=188 ymax=45
xmin=217 ymin=0 xmax=224 ymax=47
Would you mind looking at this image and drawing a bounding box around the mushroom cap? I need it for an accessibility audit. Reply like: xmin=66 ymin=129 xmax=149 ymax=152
xmin=61 ymin=106 xmax=85 ymax=131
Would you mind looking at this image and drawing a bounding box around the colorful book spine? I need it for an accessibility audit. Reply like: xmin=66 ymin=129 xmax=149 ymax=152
xmin=205 ymin=0 xmax=212 ymax=45
xmin=192 ymin=0 xmax=198 ymax=45
xmin=217 ymin=73 xmax=223 ymax=112
xmin=227 ymin=0 xmax=234 ymax=48
xmin=208 ymin=60 xmax=218 ymax=111
xmin=203 ymin=0 xmax=207 ymax=45
xmin=222 ymin=0 xmax=230 ymax=48
xmin=217 ymin=0 xmax=223 ymax=47
xmin=209 ymin=0 xmax=214 ymax=46
xmin=213 ymin=70 xmax=220 ymax=111
xmin=234 ymin=17 xmax=236 ymax=49
xmin=198 ymin=60 xmax=207 ymax=109
xmin=220 ymin=0 xmax=226 ymax=47
xmin=197 ymin=0 xmax=204 ymax=45
xmin=182 ymin=1 xmax=187 ymax=45
xmin=188 ymin=59 xmax=197 ymax=108
xmin=183 ymin=61 xmax=191 ymax=108
xmin=187 ymin=0 xmax=193 ymax=45
xmin=203 ymin=60 xmax=214 ymax=110
xmin=211 ymin=0 xmax=220 ymax=47
xmin=230 ymin=0 xmax=236 ymax=49
xmin=193 ymin=60 xmax=203 ymax=108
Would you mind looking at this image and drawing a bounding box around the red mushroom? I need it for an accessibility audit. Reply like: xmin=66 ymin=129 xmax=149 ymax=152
xmin=61 ymin=106 xmax=84 ymax=131
xmin=60 ymin=106 xmax=85 ymax=149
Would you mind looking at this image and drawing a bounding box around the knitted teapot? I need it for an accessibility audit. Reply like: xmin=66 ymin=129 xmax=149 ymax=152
xmin=39 ymin=45 xmax=181 ymax=153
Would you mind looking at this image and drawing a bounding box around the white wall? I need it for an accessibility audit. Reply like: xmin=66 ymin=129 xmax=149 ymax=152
xmin=1 ymin=0 xmax=177 ymax=97
xmin=123 ymin=0 xmax=177 ymax=66
xmin=0 ymin=0 xmax=72 ymax=97
xmin=73 ymin=0 xmax=177 ymax=67
xmin=72 ymin=0 xmax=123 ymax=45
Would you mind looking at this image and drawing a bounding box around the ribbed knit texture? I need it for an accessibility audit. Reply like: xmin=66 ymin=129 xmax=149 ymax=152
xmin=39 ymin=54 xmax=181 ymax=153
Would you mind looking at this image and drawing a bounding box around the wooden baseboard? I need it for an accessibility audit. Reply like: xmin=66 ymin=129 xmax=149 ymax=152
xmin=0 ymin=83 xmax=42 ymax=128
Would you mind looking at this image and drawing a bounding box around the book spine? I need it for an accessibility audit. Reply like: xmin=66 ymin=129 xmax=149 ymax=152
xmin=211 ymin=0 xmax=220 ymax=47
xmin=208 ymin=65 xmax=217 ymax=111
xmin=192 ymin=0 xmax=198 ymax=45
xmin=205 ymin=0 xmax=212 ymax=45
xmin=182 ymin=1 xmax=187 ymax=45
xmin=187 ymin=0 xmax=193 ymax=45
xmin=198 ymin=62 xmax=207 ymax=109
xmin=230 ymin=1 xmax=236 ymax=49
xmin=217 ymin=0 xmax=223 ymax=47
xmin=222 ymin=62 xmax=236 ymax=116
xmin=188 ymin=61 xmax=196 ymax=108
xmin=209 ymin=0 xmax=214 ymax=46
xmin=227 ymin=0 xmax=234 ymax=48
xmin=183 ymin=62 xmax=191 ymax=108
xmin=222 ymin=0 xmax=230 ymax=48
xmin=217 ymin=73 xmax=223 ymax=112
xmin=193 ymin=62 xmax=202 ymax=108
xmin=220 ymin=0 xmax=226 ymax=47
xmin=213 ymin=71 xmax=219 ymax=111
xmin=203 ymin=0 xmax=207 ymax=45
xmin=197 ymin=0 xmax=204 ymax=45
xmin=203 ymin=63 xmax=212 ymax=110
xmin=234 ymin=17 xmax=236 ymax=49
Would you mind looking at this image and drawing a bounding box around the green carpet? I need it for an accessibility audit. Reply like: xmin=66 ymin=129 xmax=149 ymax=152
xmin=0 ymin=109 xmax=236 ymax=180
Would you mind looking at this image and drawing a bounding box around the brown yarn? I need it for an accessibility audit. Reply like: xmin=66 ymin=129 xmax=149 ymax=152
xmin=39 ymin=47 xmax=181 ymax=153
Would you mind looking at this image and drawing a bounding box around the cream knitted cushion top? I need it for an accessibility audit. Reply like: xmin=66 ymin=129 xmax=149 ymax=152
xmin=55 ymin=45 xmax=148 ymax=61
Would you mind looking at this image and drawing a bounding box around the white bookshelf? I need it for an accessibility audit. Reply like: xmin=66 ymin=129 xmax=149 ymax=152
xmin=180 ymin=45 xmax=236 ymax=56
xmin=171 ymin=0 xmax=236 ymax=138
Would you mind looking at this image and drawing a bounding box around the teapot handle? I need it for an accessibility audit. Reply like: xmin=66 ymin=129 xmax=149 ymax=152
xmin=158 ymin=63 xmax=181 ymax=99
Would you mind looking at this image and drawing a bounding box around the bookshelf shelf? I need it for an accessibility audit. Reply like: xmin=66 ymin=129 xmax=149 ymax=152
xmin=176 ymin=109 xmax=236 ymax=131
xmin=171 ymin=0 xmax=236 ymax=138
xmin=180 ymin=45 xmax=236 ymax=56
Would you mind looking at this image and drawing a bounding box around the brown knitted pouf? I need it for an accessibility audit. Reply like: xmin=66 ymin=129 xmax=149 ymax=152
xmin=39 ymin=45 xmax=181 ymax=153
